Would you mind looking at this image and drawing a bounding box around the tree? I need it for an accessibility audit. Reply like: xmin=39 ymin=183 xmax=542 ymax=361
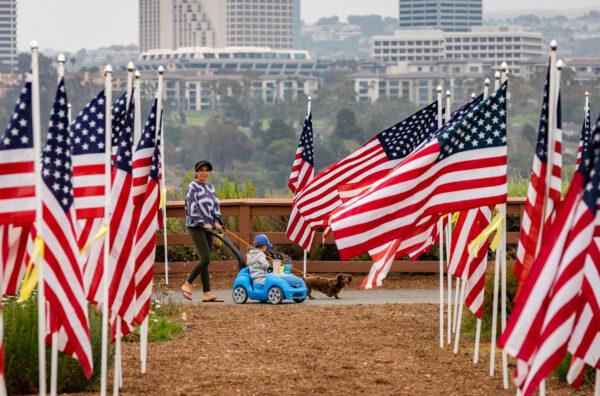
xmin=200 ymin=116 xmax=253 ymax=171
xmin=263 ymin=118 xmax=295 ymax=144
xmin=333 ymin=108 xmax=362 ymax=141
xmin=264 ymin=139 xmax=297 ymax=187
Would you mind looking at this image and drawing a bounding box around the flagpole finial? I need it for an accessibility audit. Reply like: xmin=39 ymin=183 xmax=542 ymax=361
xmin=471 ymin=92 xmax=476 ymax=99
xmin=501 ymin=61 xmax=508 ymax=72
xmin=67 ymin=103 xmax=71 ymax=109
xmin=494 ymin=71 xmax=501 ymax=80
xmin=445 ymin=90 xmax=451 ymax=97
xmin=556 ymin=59 xmax=564 ymax=70
xmin=308 ymin=96 xmax=312 ymax=101
xmin=484 ymin=78 xmax=490 ymax=86
xmin=105 ymin=64 xmax=113 ymax=74
xmin=436 ymin=85 xmax=442 ymax=93
xmin=585 ymin=91 xmax=589 ymax=97
xmin=158 ymin=65 xmax=164 ymax=74
xmin=57 ymin=54 xmax=66 ymax=64
xmin=127 ymin=62 xmax=135 ymax=71
xmin=134 ymin=70 xmax=141 ymax=79
xmin=30 ymin=40 xmax=38 ymax=49
xmin=550 ymin=40 xmax=558 ymax=50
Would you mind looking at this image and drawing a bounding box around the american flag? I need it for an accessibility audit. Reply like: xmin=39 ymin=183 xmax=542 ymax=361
xmin=329 ymin=83 xmax=508 ymax=260
xmin=108 ymin=96 xmax=137 ymax=329
xmin=83 ymin=92 xmax=130 ymax=304
xmin=515 ymin=63 xmax=563 ymax=284
xmin=0 ymin=76 xmax=35 ymax=298
xmin=40 ymin=78 xmax=93 ymax=378
xmin=352 ymin=95 xmax=484 ymax=289
xmin=132 ymin=99 xmax=158 ymax=204
xmin=576 ymin=103 xmax=591 ymax=167
xmin=0 ymin=224 xmax=30 ymax=296
xmin=133 ymin=130 xmax=161 ymax=325
xmin=566 ymin=236 xmax=600 ymax=388
xmin=0 ymin=74 xmax=35 ymax=225
xmin=288 ymin=113 xmax=314 ymax=195
xmin=499 ymin=111 xmax=600 ymax=395
xmin=462 ymin=206 xmax=493 ymax=318
xmin=71 ymin=91 xmax=106 ymax=220
xmin=286 ymin=101 xmax=440 ymax=250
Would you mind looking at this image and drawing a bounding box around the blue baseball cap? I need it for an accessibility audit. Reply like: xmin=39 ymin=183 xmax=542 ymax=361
xmin=254 ymin=234 xmax=273 ymax=248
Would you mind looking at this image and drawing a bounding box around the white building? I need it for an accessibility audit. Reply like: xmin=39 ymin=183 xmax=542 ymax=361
xmin=137 ymin=46 xmax=331 ymax=76
xmin=139 ymin=0 xmax=300 ymax=52
xmin=0 ymin=0 xmax=16 ymax=71
xmin=149 ymin=70 xmax=318 ymax=111
xmin=371 ymin=26 xmax=544 ymax=75
xmin=352 ymin=59 xmax=490 ymax=105
xmin=399 ymin=0 xmax=482 ymax=32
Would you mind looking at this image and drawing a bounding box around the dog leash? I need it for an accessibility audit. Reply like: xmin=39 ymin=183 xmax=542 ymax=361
xmin=223 ymin=228 xmax=307 ymax=277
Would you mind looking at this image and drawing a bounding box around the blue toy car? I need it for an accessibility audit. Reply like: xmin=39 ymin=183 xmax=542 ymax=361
xmin=232 ymin=267 xmax=307 ymax=304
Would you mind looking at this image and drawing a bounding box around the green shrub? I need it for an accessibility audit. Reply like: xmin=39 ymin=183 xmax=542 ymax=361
xmin=124 ymin=292 xmax=184 ymax=343
xmin=3 ymin=293 xmax=112 ymax=394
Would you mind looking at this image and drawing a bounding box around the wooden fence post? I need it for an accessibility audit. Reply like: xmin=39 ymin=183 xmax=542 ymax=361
xmin=238 ymin=202 xmax=252 ymax=256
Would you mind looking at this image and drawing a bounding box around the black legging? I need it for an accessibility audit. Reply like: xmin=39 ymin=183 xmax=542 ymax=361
xmin=186 ymin=227 xmax=213 ymax=292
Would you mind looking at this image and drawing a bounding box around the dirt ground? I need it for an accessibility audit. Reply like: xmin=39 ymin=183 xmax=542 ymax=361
xmin=154 ymin=271 xmax=439 ymax=293
xmin=100 ymin=304 xmax=581 ymax=395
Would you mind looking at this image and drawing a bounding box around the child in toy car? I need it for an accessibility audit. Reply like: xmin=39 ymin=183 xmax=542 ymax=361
xmin=246 ymin=234 xmax=273 ymax=287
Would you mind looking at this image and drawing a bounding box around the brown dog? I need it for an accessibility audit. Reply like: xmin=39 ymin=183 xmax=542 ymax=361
xmin=304 ymin=273 xmax=352 ymax=299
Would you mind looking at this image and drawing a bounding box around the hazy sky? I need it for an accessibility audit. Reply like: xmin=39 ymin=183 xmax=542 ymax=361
xmin=18 ymin=0 xmax=600 ymax=52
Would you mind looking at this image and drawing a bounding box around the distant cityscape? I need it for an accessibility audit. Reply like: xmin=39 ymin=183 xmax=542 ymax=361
xmin=0 ymin=0 xmax=599 ymax=110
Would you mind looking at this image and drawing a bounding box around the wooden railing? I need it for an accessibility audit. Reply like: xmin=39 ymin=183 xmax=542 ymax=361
xmin=156 ymin=197 xmax=526 ymax=274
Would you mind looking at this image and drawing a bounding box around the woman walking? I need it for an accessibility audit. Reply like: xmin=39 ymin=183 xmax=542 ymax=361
xmin=181 ymin=160 xmax=224 ymax=302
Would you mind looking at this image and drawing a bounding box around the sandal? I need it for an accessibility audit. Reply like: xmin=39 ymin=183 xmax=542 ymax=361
xmin=202 ymin=296 xmax=225 ymax=303
xmin=181 ymin=286 xmax=193 ymax=301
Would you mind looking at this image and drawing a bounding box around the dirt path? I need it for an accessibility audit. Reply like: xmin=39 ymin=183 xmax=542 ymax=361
xmin=108 ymin=304 xmax=578 ymax=395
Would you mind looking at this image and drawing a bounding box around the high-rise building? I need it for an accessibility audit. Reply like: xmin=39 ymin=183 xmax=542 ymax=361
xmin=139 ymin=0 xmax=226 ymax=52
xmin=0 ymin=0 xmax=17 ymax=71
xmin=398 ymin=0 xmax=482 ymax=32
xmin=139 ymin=0 xmax=301 ymax=52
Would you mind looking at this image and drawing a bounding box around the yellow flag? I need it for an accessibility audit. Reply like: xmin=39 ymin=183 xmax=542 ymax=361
xmin=18 ymin=236 xmax=44 ymax=302
xmin=468 ymin=209 xmax=504 ymax=257
xmin=80 ymin=223 xmax=108 ymax=254
xmin=159 ymin=186 xmax=167 ymax=209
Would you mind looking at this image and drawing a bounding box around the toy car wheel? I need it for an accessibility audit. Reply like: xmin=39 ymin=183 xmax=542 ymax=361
xmin=293 ymin=298 xmax=305 ymax=303
xmin=267 ymin=286 xmax=284 ymax=305
xmin=232 ymin=286 xmax=248 ymax=304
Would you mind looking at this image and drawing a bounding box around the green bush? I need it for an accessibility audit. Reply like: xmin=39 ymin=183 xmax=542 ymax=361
xmin=124 ymin=292 xmax=184 ymax=343
xmin=3 ymin=293 xmax=111 ymax=394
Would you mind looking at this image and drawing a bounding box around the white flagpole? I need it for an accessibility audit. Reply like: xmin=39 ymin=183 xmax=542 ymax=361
xmin=49 ymin=55 xmax=66 ymax=396
xmin=100 ymin=65 xmax=113 ymax=396
xmin=31 ymin=40 xmax=47 ymax=396
xmin=155 ymin=66 xmax=169 ymax=285
xmin=500 ymin=61 xmax=509 ymax=390
xmin=489 ymin=70 xmax=502 ymax=378
xmin=474 ymin=78 xmax=490 ymax=366
xmin=445 ymin=89 xmax=453 ymax=345
xmin=453 ymin=278 xmax=466 ymax=354
xmin=595 ymin=370 xmax=600 ymax=396
xmin=141 ymin=66 xmax=165 ymax=374
xmin=303 ymin=96 xmax=311 ymax=277
xmin=114 ymin=64 xmax=135 ymax=396
xmin=436 ymin=85 xmax=444 ymax=349
xmin=126 ymin=62 xmax=134 ymax=111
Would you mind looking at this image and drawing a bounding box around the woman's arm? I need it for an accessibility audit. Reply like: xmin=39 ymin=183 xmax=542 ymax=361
xmin=211 ymin=188 xmax=222 ymax=225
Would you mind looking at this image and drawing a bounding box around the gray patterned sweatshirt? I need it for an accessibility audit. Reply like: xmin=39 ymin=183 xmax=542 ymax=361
xmin=185 ymin=181 xmax=222 ymax=228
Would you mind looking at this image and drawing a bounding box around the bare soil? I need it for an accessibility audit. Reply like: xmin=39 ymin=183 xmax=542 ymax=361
xmin=93 ymin=304 xmax=579 ymax=395
xmin=154 ymin=271 xmax=439 ymax=293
